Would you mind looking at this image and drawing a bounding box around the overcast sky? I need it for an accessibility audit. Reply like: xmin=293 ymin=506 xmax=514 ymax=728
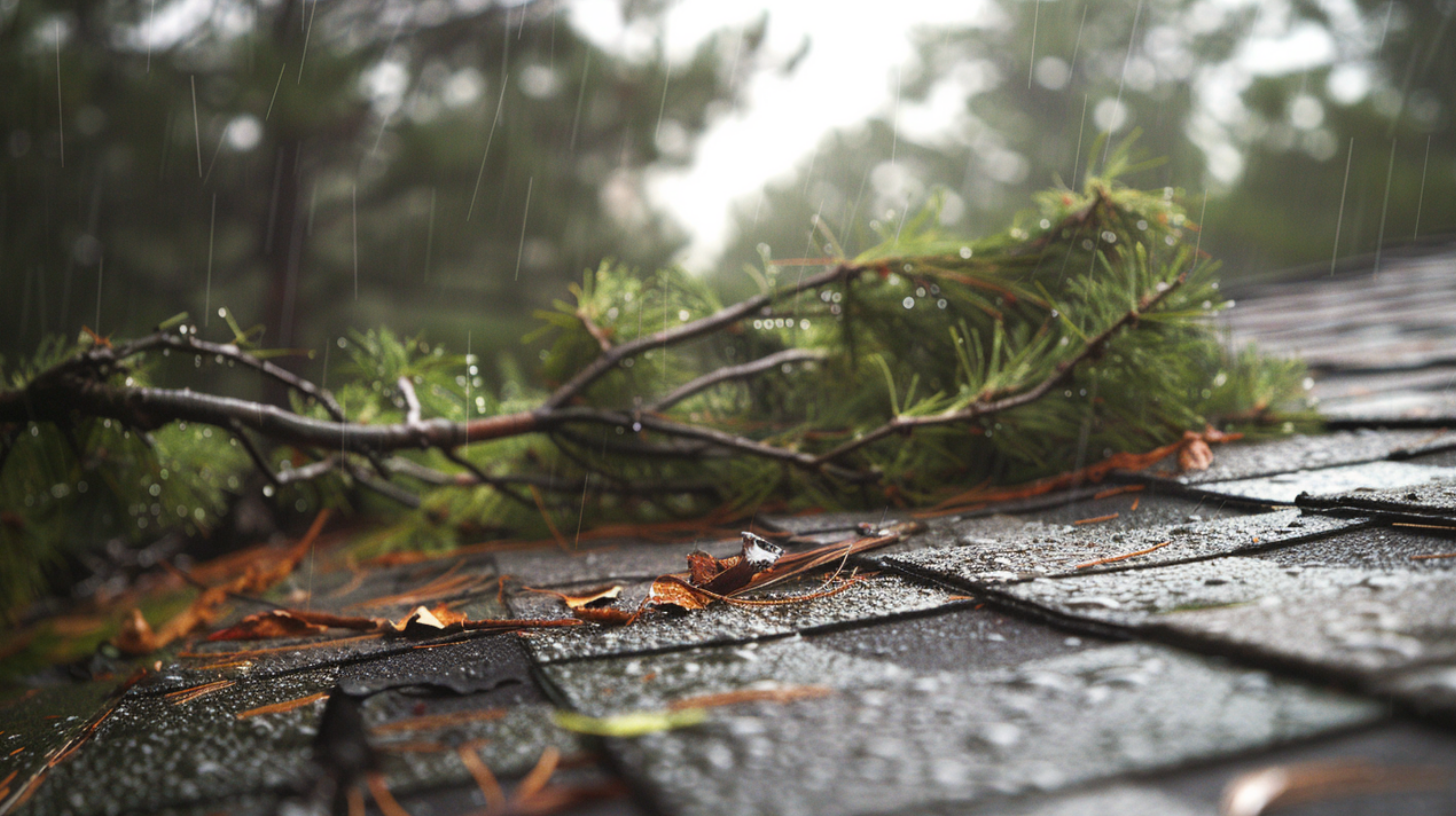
xmin=569 ymin=0 xmax=992 ymax=269
xmin=569 ymin=0 xmax=1358 ymax=270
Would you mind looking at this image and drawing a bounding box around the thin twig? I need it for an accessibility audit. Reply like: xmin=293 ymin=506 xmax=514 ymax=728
xmin=274 ymin=456 xmax=342 ymax=484
xmin=577 ymin=310 xmax=614 ymax=352
xmin=397 ymin=376 xmax=421 ymax=424
xmin=543 ymin=263 xmax=862 ymax=409
xmin=441 ymin=448 xmax=526 ymax=497
xmin=813 ymin=273 xmax=1187 ymax=465
xmin=646 ymin=348 xmax=826 ymax=412
xmin=126 ymin=333 xmax=348 ymax=421
xmin=229 ymin=420 xmax=281 ymax=486
xmin=342 ymin=460 xmax=420 ymax=508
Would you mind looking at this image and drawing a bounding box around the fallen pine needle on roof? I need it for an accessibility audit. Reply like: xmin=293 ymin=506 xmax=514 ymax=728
xmin=514 ymin=747 xmax=561 ymax=804
xmin=366 ymin=772 xmax=412 ymax=816
xmin=371 ymin=708 xmax=507 ymax=735
xmin=1092 ymin=484 xmax=1145 ymax=500
xmin=1409 ymin=552 xmax=1456 ymax=561
xmin=457 ymin=745 xmax=505 ymax=815
xmin=166 ymin=679 xmax=235 ymax=705
xmin=235 ymin=691 xmax=330 ymax=720
xmin=1074 ymin=513 xmax=1119 ymax=526
xmin=666 ymin=686 xmax=833 ymax=710
xmin=1075 ymin=540 xmax=1172 ymax=570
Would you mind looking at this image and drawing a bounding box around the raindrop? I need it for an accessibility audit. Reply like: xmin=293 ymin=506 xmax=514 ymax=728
xmin=902 ymin=297 xmax=915 ymax=309
xmin=262 ymin=485 xmax=275 ymax=497
xmin=959 ymin=246 xmax=972 ymax=259
xmin=937 ymin=299 xmax=948 ymax=309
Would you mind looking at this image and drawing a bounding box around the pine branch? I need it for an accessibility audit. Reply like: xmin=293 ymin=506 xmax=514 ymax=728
xmin=1 ymin=174 xmax=1309 ymax=584
xmin=813 ymin=273 xmax=1188 ymax=465
xmin=542 ymin=263 xmax=862 ymax=409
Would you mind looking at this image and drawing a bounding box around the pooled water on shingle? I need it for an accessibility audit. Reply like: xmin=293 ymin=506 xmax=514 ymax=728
xmin=23 ymin=668 xmax=337 ymax=816
xmin=581 ymin=641 xmax=1377 ymax=816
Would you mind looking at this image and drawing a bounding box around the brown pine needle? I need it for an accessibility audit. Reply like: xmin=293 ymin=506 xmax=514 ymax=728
xmin=166 ymin=679 xmax=234 ymax=705
xmin=347 ymin=787 xmax=366 ymax=816
xmin=1394 ymin=522 xmax=1456 ymax=532
xmin=529 ymin=485 xmax=571 ymax=551
xmin=1074 ymin=513 xmax=1120 ymax=526
xmin=371 ymin=708 xmax=506 ymax=735
xmin=457 ymin=745 xmax=506 ymax=815
xmin=234 ymin=690 xmax=329 ymax=720
xmin=182 ymin=633 xmax=383 ymax=663
xmin=667 ymin=686 xmax=832 ymax=711
xmin=1130 ymin=497 xmax=1140 ymax=511
xmin=366 ymin=772 xmax=413 ymax=816
xmin=1092 ymin=484 xmax=1145 ymax=500
xmin=1410 ymin=552 xmax=1456 ymax=561
xmin=1075 ymin=540 xmax=1172 ymax=570
xmin=514 ymin=746 xmax=561 ymax=804
xmin=327 ymin=568 xmax=370 ymax=599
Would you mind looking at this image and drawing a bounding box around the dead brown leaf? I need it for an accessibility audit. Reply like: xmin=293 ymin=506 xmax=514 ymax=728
xmin=646 ymin=576 xmax=714 ymax=611
xmin=204 ymin=605 xmax=582 ymax=644
xmin=115 ymin=609 xmax=159 ymax=656
xmin=648 ymin=524 xmax=919 ymax=611
xmin=522 ymin=584 xmax=623 ymax=611
xmin=112 ymin=510 xmax=335 ymax=656
xmin=206 ymin=611 xmax=329 ymax=641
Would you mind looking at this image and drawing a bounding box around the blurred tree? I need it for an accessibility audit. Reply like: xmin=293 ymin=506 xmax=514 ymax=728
xmin=0 ymin=0 xmax=765 ymax=389
xmin=713 ymin=0 xmax=1454 ymax=282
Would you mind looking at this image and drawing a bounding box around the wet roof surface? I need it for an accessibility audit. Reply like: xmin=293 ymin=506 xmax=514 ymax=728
xmin=5 ymin=252 xmax=1456 ymax=814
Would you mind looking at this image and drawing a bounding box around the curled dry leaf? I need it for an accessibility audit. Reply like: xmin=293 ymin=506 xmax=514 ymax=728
xmin=207 ymin=611 xmax=329 ymax=641
xmin=646 ymin=576 xmax=714 ymax=612
xmin=115 ymin=609 xmax=159 ymax=657
xmin=523 ymin=584 xmax=623 ymax=611
xmin=648 ymin=524 xmax=920 ymax=611
xmin=206 ymin=605 xmax=581 ymax=642
xmin=208 ymin=609 xmax=379 ymax=641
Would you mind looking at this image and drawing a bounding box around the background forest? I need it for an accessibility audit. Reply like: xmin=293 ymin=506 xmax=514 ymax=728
xmin=3 ymin=0 xmax=1452 ymax=374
